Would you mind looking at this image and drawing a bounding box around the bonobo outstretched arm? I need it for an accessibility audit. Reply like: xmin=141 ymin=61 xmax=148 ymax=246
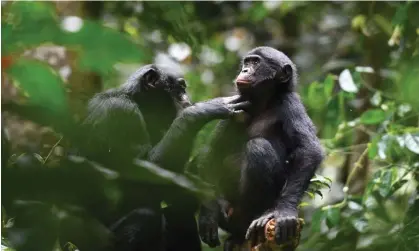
xmin=148 ymin=95 xmax=249 ymax=173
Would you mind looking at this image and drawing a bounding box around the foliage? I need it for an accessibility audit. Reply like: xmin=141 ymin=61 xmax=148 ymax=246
xmin=2 ymin=1 xmax=419 ymax=251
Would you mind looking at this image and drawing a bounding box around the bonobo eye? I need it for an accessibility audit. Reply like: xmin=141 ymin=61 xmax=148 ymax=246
xmin=177 ymin=78 xmax=187 ymax=89
xmin=143 ymin=68 xmax=159 ymax=85
xmin=243 ymin=55 xmax=261 ymax=65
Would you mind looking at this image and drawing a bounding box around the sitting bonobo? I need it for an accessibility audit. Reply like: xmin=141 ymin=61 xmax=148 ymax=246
xmin=198 ymin=47 xmax=324 ymax=250
xmin=81 ymin=64 xmax=250 ymax=251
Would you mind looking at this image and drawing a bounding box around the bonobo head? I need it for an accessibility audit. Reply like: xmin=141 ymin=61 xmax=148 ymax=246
xmin=121 ymin=64 xmax=192 ymax=144
xmin=122 ymin=64 xmax=191 ymax=110
xmin=234 ymin=46 xmax=297 ymax=101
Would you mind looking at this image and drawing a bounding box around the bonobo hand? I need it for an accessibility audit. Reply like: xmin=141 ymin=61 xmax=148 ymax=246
xmin=184 ymin=95 xmax=250 ymax=122
xmin=245 ymin=208 xmax=299 ymax=248
xmin=198 ymin=202 xmax=221 ymax=248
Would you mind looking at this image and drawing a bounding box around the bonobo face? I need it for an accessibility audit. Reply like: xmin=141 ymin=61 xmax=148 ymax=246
xmin=234 ymin=47 xmax=294 ymax=96
xmin=135 ymin=64 xmax=192 ymax=110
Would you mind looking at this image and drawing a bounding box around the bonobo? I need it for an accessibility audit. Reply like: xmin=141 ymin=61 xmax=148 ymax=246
xmin=198 ymin=47 xmax=324 ymax=250
xmin=81 ymin=64 xmax=249 ymax=251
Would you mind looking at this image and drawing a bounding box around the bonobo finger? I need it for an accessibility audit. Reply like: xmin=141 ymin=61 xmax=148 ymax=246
xmin=230 ymin=101 xmax=251 ymax=110
xmin=289 ymin=219 xmax=297 ymax=239
xmin=227 ymin=95 xmax=242 ymax=103
xmin=280 ymin=219 xmax=289 ymax=243
xmin=275 ymin=222 xmax=281 ymax=244
xmin=259 ymin=223 xmax=267 ymax=243
xmin=261 ymin=217 xmax=270 ymax=229
xmin=222 ymin=95 xmax=241 ymax=104
xmin=210 ymin=227 xmax=220 ymax=247
xmin=246 ymin=220 xmax=257 ymax=240
xmin=205 ymin=228 xmax=212 ymax=246
xmin=250 ymin=220 xmax=261 ymax=246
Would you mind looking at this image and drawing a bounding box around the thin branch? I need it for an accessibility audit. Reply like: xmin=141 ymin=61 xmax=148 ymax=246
xmin=43 ymin=136 xmax=63 ymax=165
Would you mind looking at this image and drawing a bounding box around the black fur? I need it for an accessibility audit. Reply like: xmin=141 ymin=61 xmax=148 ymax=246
xmin=78 ymin=64 xmax=192 ymax=251
xmin=198 ymin=47 xmax=324 ymax=250
xmin=81 ymin=64 xmax=249 ymax=251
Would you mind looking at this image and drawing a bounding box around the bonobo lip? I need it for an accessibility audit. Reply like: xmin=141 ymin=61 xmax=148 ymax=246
xmin=235 ymin=79 xmax=252 ymax=87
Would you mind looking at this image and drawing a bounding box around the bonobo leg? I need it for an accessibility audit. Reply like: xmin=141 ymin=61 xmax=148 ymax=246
xmin=109 ymin=206 xmax=164 ymax=251
xmin=240 ymin=138 xmax=287 ymax=247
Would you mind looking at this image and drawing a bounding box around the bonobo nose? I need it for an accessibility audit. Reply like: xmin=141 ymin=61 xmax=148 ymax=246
xmin=242 ymin=68 xmax=249 ymax=73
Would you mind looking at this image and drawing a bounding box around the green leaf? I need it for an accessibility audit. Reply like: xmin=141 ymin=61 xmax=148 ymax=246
xmin=404 ymin=133 xmax=419 ymax=154
xmin=387 ymin=179 xmax=408 ymax=197
xmin=378 ymin=169 xmax=395 ymax=197
xmin=131 ymin=159 xmax=215 ymax=199
xmin=6 ymin=59 xmax=68 ymax=114
xmin=323 ymin=74 xmax=335 ymax=97
xmin=298 ymin=202 xmax=310 ymax=208
xmin=248 ymin=2 xmax=268 ymax=22
xmin=63 ymin=21 xmax=147 ymax=75
xmin=310 ymin=174 xmax=332 ymax=189
xmin=315 ymin=190 xmax=323 ymax=199
xmin=350 ymin=217 xmax=368 ymax=233
xmin=311 ymin=209 xmax=325 ymax=232
xmin=305 ymin=191 xmax=315 ymax=199
xmin=348 ymin=201 xmax=363 ymax=211
xmin=307 ymin=81 xmax=327 ymax=110
xmin=360 ymin=109 xmax=386 ymax=125
xmin=392 ymin=2 xmax=410 ymax=26
xmin=325 ymin=207 xmax=340 ymax=228
xmin=2 ymin=2 xmax=61 ymax=54
xmin=373 ymin=14 xmax=393 ymax=36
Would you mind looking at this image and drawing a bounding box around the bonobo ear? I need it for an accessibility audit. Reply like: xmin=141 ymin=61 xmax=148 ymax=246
xmin=143 ymin=68 xmax=159 ymax=87
xmin=177 ymin=78 xmax=187 ymax=88
xmin=278 ymin=64 xmax=293 ymax=83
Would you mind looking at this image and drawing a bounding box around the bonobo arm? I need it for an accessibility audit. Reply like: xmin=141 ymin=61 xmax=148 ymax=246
xmin=197 ymin=120 xmax=236 ymax=248
xmin=276 ymin=93 xmax=324 ymax=214
xmin=273 ymin=93 xmax=324 ymax=245
xmin=148 ymin=96 xmax=249 ymax=173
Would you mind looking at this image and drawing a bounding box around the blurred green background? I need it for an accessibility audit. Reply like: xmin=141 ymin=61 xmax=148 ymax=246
xmin=1 ymin=1 xmax=419 ymax=251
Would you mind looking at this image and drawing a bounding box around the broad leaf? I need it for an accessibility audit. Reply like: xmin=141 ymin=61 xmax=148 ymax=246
xmin=323 ymin=74 xmax=335 ymax=97
xmin=131 ymin=159 xmax=215 ymax=199
xmin=63 ymin=21 xmax=147 ymax=75
xmin=350 ymin=217 xmax=368 ymax=233
xmin=311 ymin=209 xmax=325 ymax=232
xmin=2 ymin=2 xmax=61 ymax=54
xmin=404 ymin=133 xmax=419 ymax=154
xmin=378 ymin=169 xmax=395 ymax=197
xmin=325 ymin=207 xmax=340 ymax=228
xmin=360 ymin=109 xmax=386 ymax=125
xmin=6 ymin=59 xmax=68 ymax=114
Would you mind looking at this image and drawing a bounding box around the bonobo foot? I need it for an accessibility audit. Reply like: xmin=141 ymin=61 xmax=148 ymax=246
xmin=246 ymin=210 xmax=300 ymax=248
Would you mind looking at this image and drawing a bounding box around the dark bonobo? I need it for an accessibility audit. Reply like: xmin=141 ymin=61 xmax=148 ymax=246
xmin=198 ymin=47 xmax=324 ymax=250
xmin=81 ymin=64 xmax=250 ymax=251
